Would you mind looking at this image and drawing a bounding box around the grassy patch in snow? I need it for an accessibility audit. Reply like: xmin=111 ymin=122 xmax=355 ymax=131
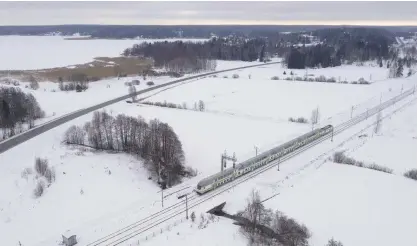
xmin=0 ymin=56 xmax=153 ymax=82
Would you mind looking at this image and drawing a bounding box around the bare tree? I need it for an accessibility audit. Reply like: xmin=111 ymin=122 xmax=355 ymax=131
xmin=310 ymin=107 xmax=320 ymax=130
xmin=29 ymin=75 xmax=39 ymax=90
xmin=64 ymin=125 xmax=86 ymax=145
xmin=198 ymin=100 xmax=205 ymax=112
xmin=63 ymin=110 xmax=187 ymax=188
xmin=34 ymin=157 xmax=49 ymax=176
xmin=128 ymin=85 xmax=137 ymax=102
xmin=374 ymin=111 xmax=382 ymax=134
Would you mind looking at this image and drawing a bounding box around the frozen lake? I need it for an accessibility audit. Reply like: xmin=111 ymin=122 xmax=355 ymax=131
xmin=0 ymin=35 xmax=207 ymax=70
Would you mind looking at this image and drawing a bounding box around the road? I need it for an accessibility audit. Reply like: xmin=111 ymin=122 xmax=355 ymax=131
xmin=0 ymin=61 xmax=280 ymax=154
xmin=85 ymin=86 xmax=416 ymax=246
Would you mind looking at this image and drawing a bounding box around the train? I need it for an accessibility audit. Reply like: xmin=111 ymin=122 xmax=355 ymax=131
xmin=194 ymin=125 xmax=334 ymax=195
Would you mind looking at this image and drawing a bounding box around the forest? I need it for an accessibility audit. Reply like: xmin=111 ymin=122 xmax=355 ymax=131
xmin=0 ymin=87 xmax=45 ymax=140
xmin=124 ymin=26 xmax=400 ymax=71
xmin=64 ymin=111 xmax=194 ymax=188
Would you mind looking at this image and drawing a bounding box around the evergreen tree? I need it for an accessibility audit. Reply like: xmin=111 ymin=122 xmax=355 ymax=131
xmin=396 ymin=59 xmax=404 ymax=77
xmin=259 ymin=45 xmax=265 ymax=62
xmin=1 ymin=99 xmax=10 ymax=121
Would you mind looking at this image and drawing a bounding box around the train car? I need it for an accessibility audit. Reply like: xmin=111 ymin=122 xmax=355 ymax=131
xmin=195 ymin=125 xmax=333 ymax=195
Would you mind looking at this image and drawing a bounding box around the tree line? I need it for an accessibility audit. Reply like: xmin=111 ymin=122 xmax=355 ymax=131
xmin=282 ymin=27 xmax=395 ymax=69
xmin=123 ymin=37 xmax=268 ymax=73
xmin=64 ymin=111 xmax=194 ymax=188
xmin=0 ymin=87 xmax=45 ymax=139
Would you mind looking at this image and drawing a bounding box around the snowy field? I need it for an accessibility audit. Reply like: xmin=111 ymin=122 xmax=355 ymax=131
xmin=341 ymin=98 xmax=417 ymax=174
xmin=1 ymin=59 xmax=270 ymax=124
xmin=120 ymin=94 xmax=417 ymax=246
xmin=142 ymin=62 xmax=412 ymax=126
xmin=1 ymin=36 xmax=417 ymax=246
xmin=140 ymin=92 xmax=417 ymax=246
xmin=0 ymin=36 xmax=207 ymax=70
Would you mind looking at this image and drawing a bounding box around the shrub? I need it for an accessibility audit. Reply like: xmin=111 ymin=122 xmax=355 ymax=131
xmin=316 ymin=75 xmax=327 ymax=82
xmin=333 ymin=151 xmax=354 ymax=165
xmin=34 ymin=157 xmax=49 ymax=176
xmin=404 ymin=169 xmax=417 ymax=180
xmin=289 ymin=117 xmax=308 ymax=124
xmin=358 ymin=77 xmax=370 ymax=84
xmin=295 ymin=76 xmax=303 ymax=81
xmin=308 ymin=78 xmax=314 ymax=82
xmin=366 ymin=164 xmax=393 ymax=174
xmin=33 ymin=180 xmax=45 ymax=198
xmin=271 ymin=76 xmax=280 ymax=80
xmin=327 ymin=77 xmax=337 ymax=83
xmin=44 ymin=167 xmax=56 ymax=184
xmin=191 ymin=212 xmax=196 ymax=222
xmin=351 ymin=81 xmax=358 ymax=84
xmin=223 ymin=75 xmax=228 ymax=78
xmin=285 ymin=77 xmax=292 ymax=81
xmin=296 ymin=117 xmax=308 ymax=123
xmin=146 ymin=81 xmax=155 ymax=86
xmin=333 ymin=151 xmax=393 ymax=174
xmin=232 ymin=74 xmax=239 ymax=79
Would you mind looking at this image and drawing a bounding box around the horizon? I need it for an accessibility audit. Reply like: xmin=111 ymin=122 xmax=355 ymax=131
xmin=1 ymin=1 xmax=417 ymax=26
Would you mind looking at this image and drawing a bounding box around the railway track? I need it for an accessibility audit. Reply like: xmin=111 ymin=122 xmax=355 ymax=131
xmin=86 ymin=87 xmax=416 ymax=246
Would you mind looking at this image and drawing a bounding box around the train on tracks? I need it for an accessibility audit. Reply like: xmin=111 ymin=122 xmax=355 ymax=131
xmin=195 ymin=125 xmax=334 ymax=195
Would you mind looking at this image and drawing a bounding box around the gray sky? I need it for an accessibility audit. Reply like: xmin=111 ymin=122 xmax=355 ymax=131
xmin=1 ymin=1 xmax=417 ymax=26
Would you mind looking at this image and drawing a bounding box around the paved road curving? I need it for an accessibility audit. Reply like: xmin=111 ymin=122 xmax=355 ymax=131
xmin=0 ymin=61 xmax=280 ymax=154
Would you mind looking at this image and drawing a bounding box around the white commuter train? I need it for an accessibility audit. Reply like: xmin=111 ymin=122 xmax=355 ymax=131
xmin=195 ymin=125 xmax=334 ymax=195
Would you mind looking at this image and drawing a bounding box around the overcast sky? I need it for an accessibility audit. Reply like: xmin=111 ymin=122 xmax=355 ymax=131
xmin=1 ymin=1 xmax=417 ymax=26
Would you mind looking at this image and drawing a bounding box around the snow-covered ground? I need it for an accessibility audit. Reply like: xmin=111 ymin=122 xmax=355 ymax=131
xmin=339 ymin=97 xmax=417 ymax=174
xmin=141 ymin=62 xmax=410 ymax=125
xmin=140 ymin=92 xmax=417 ymax=246
xmin=1 ymin=36 xmax=417 ymax=246
xmin=1 ymin=59 xmax=271 ymax=125
xmin=0 ymin=36 xmax=207 ymax=70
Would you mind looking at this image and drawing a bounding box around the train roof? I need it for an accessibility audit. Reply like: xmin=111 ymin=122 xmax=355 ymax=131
xmin=197 ymin=167 xmax=235 ymax=187
xmin=196 ymin=125 xmax=333 ymax=188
